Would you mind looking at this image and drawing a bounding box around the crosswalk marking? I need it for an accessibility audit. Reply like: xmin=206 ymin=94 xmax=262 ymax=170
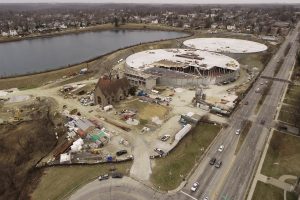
xmin=180 ymin=190 xmax=198 ymax=200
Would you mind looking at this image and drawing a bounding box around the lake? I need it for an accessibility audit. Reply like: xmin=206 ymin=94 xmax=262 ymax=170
xmin=0 ymin=29 xmax=186 ymax=77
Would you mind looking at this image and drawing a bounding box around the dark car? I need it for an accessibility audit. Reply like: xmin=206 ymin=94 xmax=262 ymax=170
xmin=116 ymin=150 xmax=127 ymax=156
xmin=154 ymin=148 xmax=165 ymax=155
xmin=111 ymin=172 xmax=123 ymax=178
xmin=161 ymin=135 xmax=170 ymax=142
xmin=98 ymin=174 xmax=109 ymax=181
xmin=260 ymin=119 xmax=265 ymax=125
xmin=215 ymin=161 xmax=222 ymax=168
xmin=209 ymin=157 xmax=216 ymax=165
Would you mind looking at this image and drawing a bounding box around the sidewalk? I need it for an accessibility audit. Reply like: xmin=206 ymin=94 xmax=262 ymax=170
xmin=257 ymin=174 xmax=294 ymax=192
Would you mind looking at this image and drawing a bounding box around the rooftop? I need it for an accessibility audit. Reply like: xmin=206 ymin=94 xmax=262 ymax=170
xmin=184 ymin=38 xmax=268 ymax=54
xmin=125 ymin=48 xmax=240 ymax=72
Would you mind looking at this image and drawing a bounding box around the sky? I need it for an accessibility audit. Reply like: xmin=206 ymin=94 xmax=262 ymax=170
xmin=0 ymin=0 xmax=299 ymax=4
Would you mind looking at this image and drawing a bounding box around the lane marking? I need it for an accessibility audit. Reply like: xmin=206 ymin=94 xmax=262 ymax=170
xmin=180 ymin=190 xmax=198 ymax=200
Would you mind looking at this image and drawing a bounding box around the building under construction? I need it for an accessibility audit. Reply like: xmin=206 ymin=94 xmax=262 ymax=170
xmin=125 ymin=48 xmax=240 ymax=89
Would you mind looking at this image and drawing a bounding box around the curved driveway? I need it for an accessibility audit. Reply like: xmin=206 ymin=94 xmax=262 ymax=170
xmin=69 ymin=177 xmax=165 ymax=200
xmin=69 ymin=177 xmax=191 ymax=200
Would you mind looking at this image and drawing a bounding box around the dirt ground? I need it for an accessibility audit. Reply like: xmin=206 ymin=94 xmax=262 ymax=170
xmin=115 ymin=98 xmax=170 ymax=122
xmin=0 ymin=98 xmax=66 ymax=200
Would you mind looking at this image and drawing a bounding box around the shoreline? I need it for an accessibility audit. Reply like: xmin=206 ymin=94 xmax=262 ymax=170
xmin=0 ymin=27 xmax=193 ymax=89
xmin=0 ymin=28 xmax=191 ymax=80
xmin=0 ymin=23 xmax=188 ymax=44
xmin=0 ymin=23 xmax=191 ymax=80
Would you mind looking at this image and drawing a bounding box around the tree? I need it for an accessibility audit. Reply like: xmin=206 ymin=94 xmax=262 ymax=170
xmin=121 ymin=17 xmax=126 ymax=25
xmin=204 ymin=17 xmax=212 ymax=29
xmin=129 ymin=86 xmax=137 ymax=96
xmin=114 ymin=17 xmax=119 ymax=27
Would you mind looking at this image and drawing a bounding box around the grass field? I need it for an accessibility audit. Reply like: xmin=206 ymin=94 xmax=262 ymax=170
xmin=286 ymin=85 xmax=300 ymax=100
xmin=31 ymin=162 xmax=132 ymax=200
xmin=283 ymin=98 xmax=299 ymax=106
xmin=151 ymin=122 xmax=221 ymax=190
xmin=261 ymin=131 xmax=300 ymax=179
xmin=278 ymin=104 xmax=300 ymax=125
xmin=252 ymin=181 xmax=284 ymax=200
xmin=286 ymin=191 xmax=299 ymax=200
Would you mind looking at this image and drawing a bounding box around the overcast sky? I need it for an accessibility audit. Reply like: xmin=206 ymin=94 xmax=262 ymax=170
xmin=0 ymin=0 xmax=299 ymax=4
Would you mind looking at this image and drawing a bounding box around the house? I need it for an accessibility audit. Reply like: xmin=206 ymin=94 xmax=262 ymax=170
xmin=227 ymin=25 xmax=236 ymax=31
xmin=94 ymin=76 xmax=130 ymax=107
xmin=151 ymin=19 xmax=159 ymax=24
xmin=211 ymin=23 xmax=218 ymax=29
xmin=1 ymin=32 xmax=8 ymax=37
xmin=9 ymin=30 xmax=18 ymax=36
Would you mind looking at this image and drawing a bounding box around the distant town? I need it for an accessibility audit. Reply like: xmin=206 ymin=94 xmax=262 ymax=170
xmin=0 ymin=4 xmax=299 ymax=38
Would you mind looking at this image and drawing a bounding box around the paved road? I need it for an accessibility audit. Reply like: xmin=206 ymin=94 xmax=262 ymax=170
xmin=69 ymin=177 xmax=165 ymax=200
xmin=217 ymin=22 xmax=300 ymax=200
xmin=69 ymin=24 xmax=300 ymax=200
xmin=179 ymin=22 xmax=300 ymax=200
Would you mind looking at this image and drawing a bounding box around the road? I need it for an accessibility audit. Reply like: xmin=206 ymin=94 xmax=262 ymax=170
xmin=217 ymin=23 xmax=300 ymax=200
xmin=183 ymin=22 xmax=300 ymax=200
xmin=68 ymin=23 xmax=300 ymax=200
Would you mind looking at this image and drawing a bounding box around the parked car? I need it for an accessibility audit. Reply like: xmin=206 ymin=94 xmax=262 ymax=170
xmin=190 ymin=182 xmax=200 ymax=192
xmin=244 ymin=101 xmax=249 ymax=105
xmin=215 ymin=161 xmax=222 ymax=168
xmin=98 ymin=174 xmax=109 ymax=181
xmin=203 ymin=197 xmax=209 ymax=200
xmin=260 ymin=119 xmax=265 ymax=125
xmin=161 ymin=135 xmax=171 ymax=141
xmin=154 ymin=148 xmax=165 ymax=155
xmin=116 ymin=150 xmax=127 ymax=156
xmin=235 ymin=129 xmax=241 ymax=135
xmin=209 ymin=157 xmax=216 ymax=165
xmin=111 ymin=172 xmax=123 ymax=178
xmin=218 ymin=145 xmax=224 ymax=152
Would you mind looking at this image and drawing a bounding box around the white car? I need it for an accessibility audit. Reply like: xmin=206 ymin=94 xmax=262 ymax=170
xmin=190 ymin=182 xmax=200 ymax=192
xmin=203 ymin=197 xmax=209 ymax=200
xmin=235 ymin=129 xmax=241 ymax=135
xmin=218 ymin=145 xmax=224 ymax=152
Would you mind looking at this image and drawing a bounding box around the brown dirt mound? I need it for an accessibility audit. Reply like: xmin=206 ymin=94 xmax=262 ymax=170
xmin=0 ymin=99 xmax=64 ymax=200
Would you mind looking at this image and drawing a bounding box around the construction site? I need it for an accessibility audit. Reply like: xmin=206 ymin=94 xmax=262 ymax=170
xmin=0 ymin=34 xmax=273 ymax=200
xmin=125 ymin=48 xmax=240 ymax=89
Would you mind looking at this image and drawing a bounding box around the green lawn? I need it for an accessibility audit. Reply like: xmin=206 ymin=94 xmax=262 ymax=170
xmin=31 ymin=162 xmax=132 ymax=200
xmin=261 ymin=131 xmax=300 ymax=179
xmin=151 ymin=123 xmax=221 ymax=190
xmin=252 ymin=181 xmax=284 ymax=200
